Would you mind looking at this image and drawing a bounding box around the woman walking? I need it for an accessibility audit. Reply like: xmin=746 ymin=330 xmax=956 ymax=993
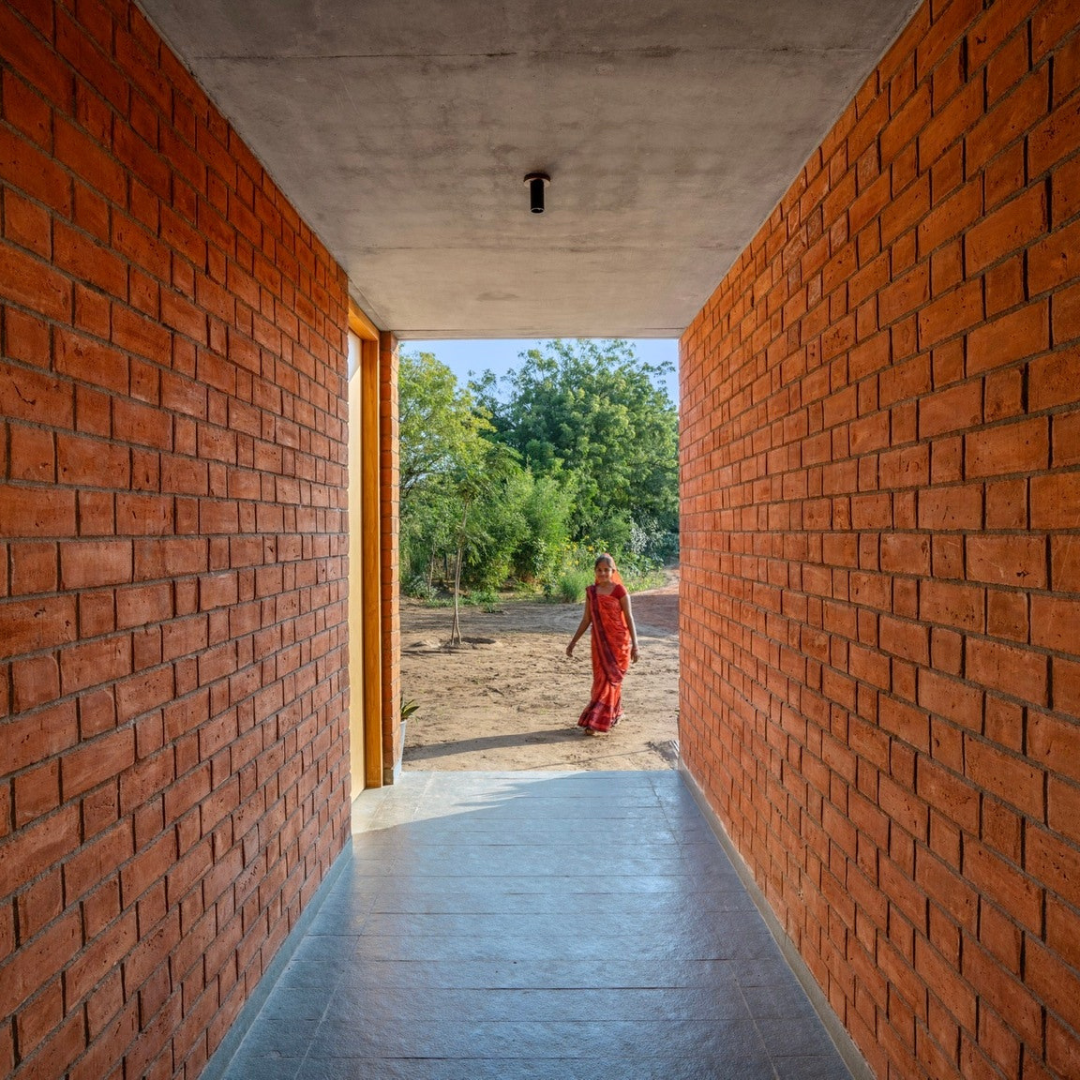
xmin=566 ymin=554 xmax=640 ymax=734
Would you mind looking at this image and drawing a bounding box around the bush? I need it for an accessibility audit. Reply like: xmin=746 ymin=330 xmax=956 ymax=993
xmin=550 ymin=568 xmax=592 ymax=603
xmin=403 ymin=575 xmax=438 ymax=601
xmin=463 ymin=588 xmax=499 ymax=611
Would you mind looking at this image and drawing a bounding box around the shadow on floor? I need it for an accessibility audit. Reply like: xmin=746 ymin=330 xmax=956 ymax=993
xmin=404 ymin=728 xmax=585 ymax=762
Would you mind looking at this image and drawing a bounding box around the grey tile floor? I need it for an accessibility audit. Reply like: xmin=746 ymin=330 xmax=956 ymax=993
xmin=217 ymin=771 xmax=854 ymax=1079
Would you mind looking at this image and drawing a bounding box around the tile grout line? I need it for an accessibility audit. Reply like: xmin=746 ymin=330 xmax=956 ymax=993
xmin=678 ymin=764 xmax=874 ymax=1080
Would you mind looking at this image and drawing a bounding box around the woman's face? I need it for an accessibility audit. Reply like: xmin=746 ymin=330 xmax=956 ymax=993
xmin=594 ymin=561 xmax=614 ymax=586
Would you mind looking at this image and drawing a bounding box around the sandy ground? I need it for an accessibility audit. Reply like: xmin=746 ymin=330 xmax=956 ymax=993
xmin=400 ymin=572 xmax=680 ymax=771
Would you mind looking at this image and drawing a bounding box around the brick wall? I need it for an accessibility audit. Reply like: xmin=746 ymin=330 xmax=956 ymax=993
xmin=680 ymin=1 xmax=1080 ymax=1078
xmin=0 ymin=1 xmax=352 ymax=1077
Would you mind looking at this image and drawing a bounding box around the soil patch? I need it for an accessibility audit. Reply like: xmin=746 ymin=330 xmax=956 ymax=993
xmin=401 ymin=571 xmax=680 ymax=771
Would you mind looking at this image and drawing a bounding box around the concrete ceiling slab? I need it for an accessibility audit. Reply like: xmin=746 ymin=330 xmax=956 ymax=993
xmin=137 ymin=0 xmax=921 ymax=339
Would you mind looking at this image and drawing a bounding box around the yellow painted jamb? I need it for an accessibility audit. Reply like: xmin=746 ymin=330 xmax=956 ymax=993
xmin=349 ymin=302 xmax=384 ymax=789
xmin=361 ymin=337 xmax=383 ymax=789
xmin=349 ymin=305 xmax=379 ymax=341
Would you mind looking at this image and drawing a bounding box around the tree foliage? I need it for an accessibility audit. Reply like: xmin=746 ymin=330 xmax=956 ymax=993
xmin=399 ymin=352 xmax=493 ymax=502
xmin=398 ymin=341 xmax=679 ymax=605
xmin=472 ymin=339 xmax=678 ymax=556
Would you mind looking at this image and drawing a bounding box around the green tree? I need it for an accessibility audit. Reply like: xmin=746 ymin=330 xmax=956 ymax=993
xmin=472 ymin=339 xmax=678 ymax=557
xmin=399 ymin=351 xmax=496 ymax=501
xmin=445 ymin=440 xmax=521 ymax=644
xmin=398 ymin=351 xmax=494 ymax=589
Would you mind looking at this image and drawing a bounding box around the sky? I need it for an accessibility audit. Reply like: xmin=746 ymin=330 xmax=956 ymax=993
xmin=403 ymin=338 xmax=681 ymax=404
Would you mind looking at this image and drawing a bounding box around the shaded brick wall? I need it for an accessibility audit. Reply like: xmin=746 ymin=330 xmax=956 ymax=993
xmin=680 ymin=1 xmax=1080 ymax=1077
xmin=0 ymin=1 xmax=352 ymax=1076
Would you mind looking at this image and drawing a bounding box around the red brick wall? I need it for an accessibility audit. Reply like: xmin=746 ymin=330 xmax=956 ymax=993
xmin=680 ymin=1 xmax=1080 ymax=1077
xmin=0 ymin=2 xmax=351 ymax=1077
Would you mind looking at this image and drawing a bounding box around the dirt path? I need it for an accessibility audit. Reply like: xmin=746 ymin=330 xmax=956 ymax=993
xmin=400 ymin=572 xmax=680 ymax=771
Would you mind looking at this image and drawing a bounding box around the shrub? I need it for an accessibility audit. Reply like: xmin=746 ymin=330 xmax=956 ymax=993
xmin=550 ymin=568 xmax=592 ymax=603
xmin=463 ymin=588 xmax=499 ymax=611
xmin=404 ymin=575 xmax=438 ymax=601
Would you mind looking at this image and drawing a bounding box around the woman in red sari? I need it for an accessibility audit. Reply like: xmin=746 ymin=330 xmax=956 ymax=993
xmin=566 ymin=554 xmax=640 ymax=734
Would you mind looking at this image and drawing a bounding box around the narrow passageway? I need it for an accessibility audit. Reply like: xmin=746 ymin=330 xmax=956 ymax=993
xmin=214 ymin=772 xmax=854 ymax=1079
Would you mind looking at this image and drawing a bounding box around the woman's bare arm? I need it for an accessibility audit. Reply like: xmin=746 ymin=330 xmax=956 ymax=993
xmin=566 ymin=600 xmax=592 ymax=656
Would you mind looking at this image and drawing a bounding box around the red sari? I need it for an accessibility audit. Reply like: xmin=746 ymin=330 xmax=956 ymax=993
xmin=577 ymin=583 xmax=632 ymax=733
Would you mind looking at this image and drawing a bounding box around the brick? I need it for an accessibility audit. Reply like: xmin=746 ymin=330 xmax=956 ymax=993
xmin=920 ymin=579 xmax=984 ymax=632
xmin=1051 ymin=536 xmax=1080 ymax=593
xmin=69 ymin=904 xmax=137 ymax=1016
xmin=919 ymin=69 xmax=984 ymax=167
xmin=965 ymin=185 xmax=1048 ymax=275
xmin=918 ymin=484 xmax=982 ymax=530
xmin=967 ymin=737 xmax=1046 ymax=820
xmin=1052 ymin=153 xmax=1080 ymax=227
xmin=133 ymin=537 xmax=208 ymax=580
xmin=1031 ymin=471 xmax=1080 ymax=529
xmin=54 ymin=221 xmax=130 ymax=300
xmin=1028 ymin=219 xmax=1080 ymax=298
xmin=9 ymin=542 xmax=56 ymax=597
xmin=0 ymin=238 xmax=72 ymax=323
xmin=1047 ymin=1014 xmax=1080 ymax=1080
xmin=9 ymin=423 xmax=55 ymax=482
xmin=161 ymin=288 xmax=208 ymax=344
xmin=1027 ymin=821 xmax=1080 ymax=912
xmin=967 ymin=302 xmax=1050 ymax=376
xmin=1023 ymin=946 xmax=1080 ymax=1054
xmin=880 ymin=615 xmax=930 ymax=665
xmin=919 ymin=380 xmax=982 ymax=438
xmin=1031 ymin=595 xmax=1080 ymax=655
xmin=968 ymin=65 xmax=1049 ymax=176
xmin=1048 ymin=776 xmax=1080 ymax=846
xmin=112 ymin=398 xmax=173 ymax=453
xmin=1029 ymin=89 xmax=1080 ymax=178
xmin=13 ymin=759 xmax=60 ymax=827
xmin=55 ymin=328 xmax=129 ymax=395
xmin=116 ymin=583 xmax=173 ymax=629
xmin=12 ymin=654 xmax=60 ymax=712
xmin=120 ymin=830 xmax=178 ymax=909
xmin=1028 ymin=349 xmax=1080 ymax=412
xmin=880 ymin=533 xmax=930 ymax=576
xmin=3 ymin=187 xmax=50 ymax=259
xmin=917 ymin=179 xmax=982 ymax=261
xmin=966 ymin=535 xmax=1048 ymax=589
xmin=918 ymin=279 xmax=984 ymax=348
xmin=59 ymin=635 xmax=132 ymax=695
xmin=879 ymin=263 xmax=929 ymax=326
xmin=1055 ymin=409 xmax=1080 ymax=467
xmin=1047 ymin=893 xmax=1080 ymax=977
xmin=61 ymin=729 xmax=136 ymax=805
xmin=0 ymin=800 xmax=80 ymax=901
xmin=2 ymin=308 xmax=51 ymax=370
xmin=115 ymin=666 xmax=175 ymax=723
xmin=57 ymin=433 xmax=130 ymax=489
xmin=0 ymin=483 xmax=78 ymax=538
xmin=0 ymin=595 xmax=78 ymax=660
xmin=116 ymin=493 xmax=174 ymax=536
xmin=112 ymin=303 xmax=172 ymax=364
xmin=966 ymin=638 xmax=1048 ymax=707
xmin=60 ymin=539 xmax=133 ymax=589
xmin=965 ymin=418 xmax=1049 ymax=478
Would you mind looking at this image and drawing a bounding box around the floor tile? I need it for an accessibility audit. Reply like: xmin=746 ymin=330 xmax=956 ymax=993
xmin=216 ymin=771 xmax=855 ymax=1080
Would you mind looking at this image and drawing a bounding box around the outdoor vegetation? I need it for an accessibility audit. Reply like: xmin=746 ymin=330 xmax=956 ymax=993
xmin=399 ymin=339 xmax=678 ymax=615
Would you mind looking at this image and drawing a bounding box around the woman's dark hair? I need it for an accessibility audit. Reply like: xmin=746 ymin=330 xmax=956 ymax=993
xmin=594 ymin=553 xmax=616 ymax=569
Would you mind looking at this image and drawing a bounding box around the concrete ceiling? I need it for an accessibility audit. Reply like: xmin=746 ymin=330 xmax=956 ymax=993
xmin=136 ymin=0 xmax=920 ymax=340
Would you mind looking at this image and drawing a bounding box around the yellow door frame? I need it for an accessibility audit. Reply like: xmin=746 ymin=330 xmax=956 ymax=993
xmin=349 ymin=303 xmax=385 ymax=791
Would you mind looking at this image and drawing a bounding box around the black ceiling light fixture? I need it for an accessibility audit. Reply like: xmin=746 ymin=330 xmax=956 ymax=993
xmin=524 ymin=172 xmax=550 ymax=214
